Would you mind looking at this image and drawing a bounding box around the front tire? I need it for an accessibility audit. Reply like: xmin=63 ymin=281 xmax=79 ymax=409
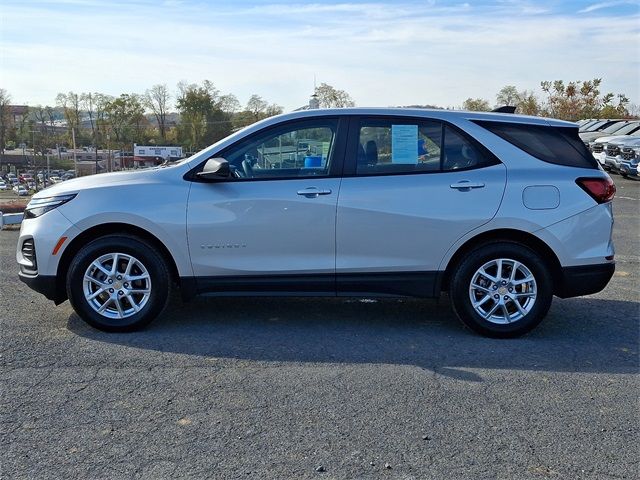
xmin=449 ymin=242 xmax=553 ymax=338
xmin=67 ymin=234 xmax=171 ymax=332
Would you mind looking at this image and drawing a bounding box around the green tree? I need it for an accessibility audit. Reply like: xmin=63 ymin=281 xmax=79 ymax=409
xmin=104 ymin=94 xmax=146 ymax=149
xmin=495 ymin=85 xmax=520 ymax=106
xmin=314 ymin=83 xmax=355 ymax=108
xmin=56 ymin=91 xmax=81 ymax=142
xmin=176 ymin=80 xmax=233 ymax=151
xmin=0 ymin=89 xmax=13 ymax=155
xmin=144 ymin=84 xmax=171 ymax=142
xmin=462 ymin=98 xmax=491 ymax=111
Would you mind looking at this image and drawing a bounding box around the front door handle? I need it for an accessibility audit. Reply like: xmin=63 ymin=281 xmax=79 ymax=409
xmin=450 ymin=181 xmax=485 ymax=190
xmin=297 ymin=187 xmax=332 ymax=198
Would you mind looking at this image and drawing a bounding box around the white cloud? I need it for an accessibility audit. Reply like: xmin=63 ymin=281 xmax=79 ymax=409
xmin=0 ymin=1 xmax=638 ymax=110
xmin=578 ymin=1 xmax=636 ymax=13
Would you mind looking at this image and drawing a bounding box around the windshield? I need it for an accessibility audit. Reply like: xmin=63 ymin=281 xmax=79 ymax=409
xmin=601 ymin=122 xmax=628 ymax=134
xmin=612 ymin=123 xmax=640 ymax=135
xmin=582 ymin=121 xmax=606 ymax=132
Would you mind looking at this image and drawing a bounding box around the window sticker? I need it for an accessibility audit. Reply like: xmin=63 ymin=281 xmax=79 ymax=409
xmin=392 ymin=125 xmax=418 ymax=164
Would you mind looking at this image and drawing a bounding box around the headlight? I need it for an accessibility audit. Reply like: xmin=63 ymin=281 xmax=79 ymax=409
xmin=633 ymin=147 xmax=640 ymax=155
xmin=24 ymin=194 xmax=77 ymax=219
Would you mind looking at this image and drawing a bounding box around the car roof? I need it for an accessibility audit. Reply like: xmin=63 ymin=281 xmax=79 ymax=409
xmin=262 ymin=107 xmax=575 ymax=128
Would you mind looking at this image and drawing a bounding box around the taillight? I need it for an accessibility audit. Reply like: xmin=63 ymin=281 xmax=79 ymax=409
xmin=576 ymin=177 xmax=616 ymax=204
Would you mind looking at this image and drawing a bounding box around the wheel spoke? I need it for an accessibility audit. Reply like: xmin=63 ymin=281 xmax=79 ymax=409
xmin=514 ymin=291 xmax=536 ymax=298
xmin=125 ymin=294 xmax=141 ymax=312
xmin=91 ymin=261 xmax=111 ymax=277
xmin=124 ymin=257 xmax=134 ymax=276
xmin=97 ymin=298 xmax=112 ymax=313
xmin=501 ymin=304 xmax=511 ymax=323
xmin=512 ymin=276 xmax=534 ymax=286
xmin=473 ymin=294 xmax=491 ymax=308
xmin=471 ymin=283 xmax=492 ymax=294
xmin=496 ymin=259 xmax=503 ymax=281
xmin=126 ymin=274 xmax=150 ymax=282
xmin=114 ymin=297 xmax=125 ymax=318
xmin=483 ymin=302 xmax=500 ymax=319
xmin=110 ymin=254 xmax=119 ymax=275
xmin=511 ymin=298 xmax=527 ymax=317
xmin=478 ymin=267 xmax=498 ymax=283
xmin=86 ymin=288 xmax=104 ymax=300
xmin=128 ymin=288 xmax=150 ymax=295
xmin=509 ymin=261 xmax=520 ymax=282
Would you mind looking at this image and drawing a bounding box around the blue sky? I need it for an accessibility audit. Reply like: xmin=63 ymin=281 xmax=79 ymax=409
xmin=1 ymin=0 xmax=639 ymax=111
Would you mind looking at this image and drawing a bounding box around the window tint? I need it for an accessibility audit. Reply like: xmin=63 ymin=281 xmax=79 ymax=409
xmin=474 ymin=120 xmax=599 ymax=169
xmin=355 ymin=120 xmax=496 ymax=175
xmin=221 ymin=119 xmax=338 ymax=179
xmin=442 ymin=125 xmax=492 ymax=171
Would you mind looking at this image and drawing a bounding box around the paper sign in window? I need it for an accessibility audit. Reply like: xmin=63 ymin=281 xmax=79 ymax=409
xmin=392 ymin=125 xmax=418 ymax=164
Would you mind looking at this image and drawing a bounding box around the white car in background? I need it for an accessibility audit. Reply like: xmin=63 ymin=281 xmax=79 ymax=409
xmin=17 ymin=108 xmax=616 ymax=338
xmin=13 ymin=185 xmax=28 ymax=196
xmin=0 ymin=180 xmax=7 ymax=190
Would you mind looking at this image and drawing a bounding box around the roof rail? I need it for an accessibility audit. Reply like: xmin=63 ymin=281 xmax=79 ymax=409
xmin=492 ymin=106 xmax=517 ymax=114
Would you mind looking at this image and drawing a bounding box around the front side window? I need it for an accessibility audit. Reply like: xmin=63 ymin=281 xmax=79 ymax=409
xmin=221 ymin=119 xmax=338 ymax=179
xmin=356 ymin=119 xmax=492 ymax=175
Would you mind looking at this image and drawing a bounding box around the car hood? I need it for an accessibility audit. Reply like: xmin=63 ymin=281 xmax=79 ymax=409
xmin=32 ymin=169 xmax=164 ymax=199
xmin=593 ymin=134 xmax=635 ymax=144
xmin=580 ymin=131 xmax=626 ymax=142
xmin=610 ymin=136 xmax=640 ymax=148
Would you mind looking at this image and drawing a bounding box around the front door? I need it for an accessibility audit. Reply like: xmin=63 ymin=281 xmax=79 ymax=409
xmin=187 ymin=117 xmax=345 ymax=293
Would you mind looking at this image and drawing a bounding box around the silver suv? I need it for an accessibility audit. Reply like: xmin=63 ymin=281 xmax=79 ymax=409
xmin=17 ymin=108 xmax=616 ymax=337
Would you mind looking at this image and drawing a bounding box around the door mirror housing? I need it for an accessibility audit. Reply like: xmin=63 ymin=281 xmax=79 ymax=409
xmin=197 ymin=157 xmax=231 ymax=180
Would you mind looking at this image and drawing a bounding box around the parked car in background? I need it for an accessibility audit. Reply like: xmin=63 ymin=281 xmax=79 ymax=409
xmin=603 ymin=136 xmax=640 ymax=173
xmin=0 ymin=180 xmax=7 ymax=190
xmin=49 ymin=176 xmax=62 ymax=184
xmin=589 ymin=131 xmax=640 ymax=165
xmin=579 ymin=121 xmax=638 ymax=144
xmin=579 ymin=119 xmax=623 ymax=133
xmin=615 ymin=138 xmax=640 ymax=178
xmin=13 ymin=185 xmax=28 ymax=196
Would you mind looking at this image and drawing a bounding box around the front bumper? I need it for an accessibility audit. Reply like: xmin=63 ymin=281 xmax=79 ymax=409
xmin=555 ymin=263 xmax=615 ymax=298
xmin=18 ymin=273 xmax=66 ymax=304
xmin=618 ymin=162 xmax=638 ymax=177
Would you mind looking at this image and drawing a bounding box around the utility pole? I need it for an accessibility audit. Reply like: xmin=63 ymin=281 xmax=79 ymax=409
xmin=29 ymin=130 xmax=38 ymax=190
xmin=71 ymin=127 xmax=78 ymax=176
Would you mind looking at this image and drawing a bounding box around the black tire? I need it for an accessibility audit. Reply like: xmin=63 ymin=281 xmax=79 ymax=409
xmin=449 ymin=242 xmax=553 ymax=338
xmin=66 ymin=234 xmax=171 ymax=332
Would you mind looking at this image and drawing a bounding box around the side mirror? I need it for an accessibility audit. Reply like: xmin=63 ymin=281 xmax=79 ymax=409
xmin=197 ymin=157 xmax=231 ymax=180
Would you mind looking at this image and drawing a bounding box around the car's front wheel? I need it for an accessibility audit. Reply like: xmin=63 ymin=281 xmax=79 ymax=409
xmin=66 ymin=234 xmax=171 ymax=332
xmin=449 ymin=242 xmax=553 ymax=338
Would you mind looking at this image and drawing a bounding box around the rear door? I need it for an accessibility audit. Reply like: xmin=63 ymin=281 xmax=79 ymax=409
xmin=336 ymin=116 xmax=506 ymax=296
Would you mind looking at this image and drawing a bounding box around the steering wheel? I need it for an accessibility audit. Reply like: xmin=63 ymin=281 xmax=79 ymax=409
xmin=242 ymin=159 xmax=254 ymax=178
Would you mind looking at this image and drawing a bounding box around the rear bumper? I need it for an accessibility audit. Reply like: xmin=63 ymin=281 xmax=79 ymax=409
xmin=555 ymin=263 xmax=615 ymax=298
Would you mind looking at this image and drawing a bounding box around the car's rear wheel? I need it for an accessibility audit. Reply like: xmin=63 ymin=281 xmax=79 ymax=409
xmin=67 ymin=235 xmax=171 ymax=332
xmin=449 ymin=242 xmax=553 ymax=338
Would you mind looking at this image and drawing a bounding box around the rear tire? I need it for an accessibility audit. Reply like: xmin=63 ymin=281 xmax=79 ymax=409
xmin=449 ymin=242 xmax=553 ymax=338
xmin=66 ymin=234 xmax=171 ymax=332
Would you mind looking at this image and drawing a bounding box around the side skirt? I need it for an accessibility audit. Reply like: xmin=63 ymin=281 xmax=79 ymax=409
xmin=180 ymin=271 xmax=441 ymax=300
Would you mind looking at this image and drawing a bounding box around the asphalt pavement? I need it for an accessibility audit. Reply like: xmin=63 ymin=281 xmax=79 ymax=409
xmin=1 ymin=177 xmax=638 ymax=479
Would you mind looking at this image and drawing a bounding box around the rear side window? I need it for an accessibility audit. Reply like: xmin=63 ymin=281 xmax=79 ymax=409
xmin=356 ymin=119 xmax=498 ymax=175
xmin=474 ymin=120 xmax=598 ymax=169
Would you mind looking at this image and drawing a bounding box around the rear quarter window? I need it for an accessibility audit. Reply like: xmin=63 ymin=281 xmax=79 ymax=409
xmin=473 ymin=120 xmax=598 ymax=169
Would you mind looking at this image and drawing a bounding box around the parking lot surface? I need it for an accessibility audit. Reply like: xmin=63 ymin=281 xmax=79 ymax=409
xmin=1 ymin=177 xmax=638 ymax=479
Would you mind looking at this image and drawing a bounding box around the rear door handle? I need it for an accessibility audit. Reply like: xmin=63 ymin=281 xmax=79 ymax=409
xmin=450 ymin=181 xmax=485 ymax=190
xmin=297 ymin=187 xmax=332 ymax=198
